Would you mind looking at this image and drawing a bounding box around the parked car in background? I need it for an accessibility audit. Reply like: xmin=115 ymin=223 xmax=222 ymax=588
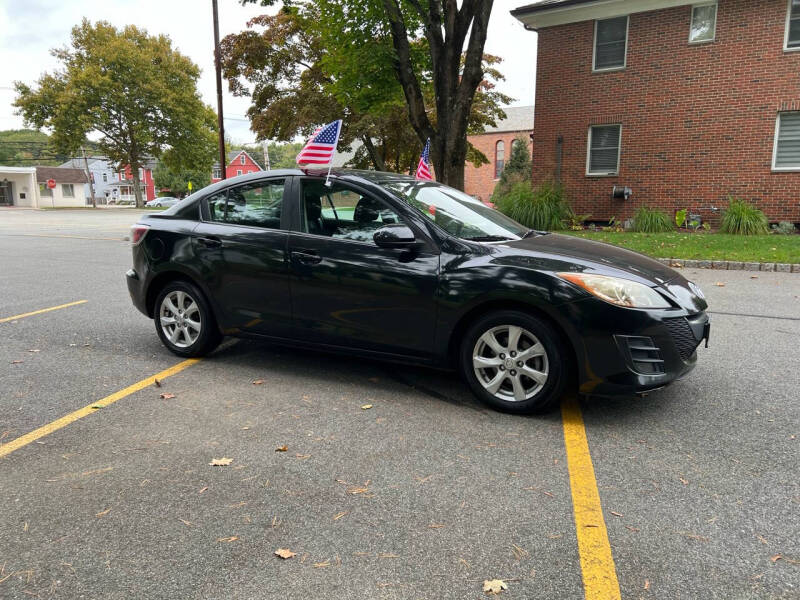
xmin=147 ymin=197 xmax=179 ymax=208
xmin=126 ymin=170 xmax=709 ymax=414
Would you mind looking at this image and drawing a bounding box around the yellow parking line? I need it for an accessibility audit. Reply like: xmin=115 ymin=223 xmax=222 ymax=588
xmin=0 ymin=300 xmax=88 ymax=324
xmin=0 ymin=358 xmax=200 ymax=459
xmin=562 ymin=396 xmax=622 ymax=600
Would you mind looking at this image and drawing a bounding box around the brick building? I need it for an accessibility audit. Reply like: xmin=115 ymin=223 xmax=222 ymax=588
xmin=464 ymin=106 xmax=534 ymax=203
xmin=512 ymin=0 xmax=800 ymax=223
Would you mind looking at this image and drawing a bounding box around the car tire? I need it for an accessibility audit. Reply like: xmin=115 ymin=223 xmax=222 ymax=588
xmin=153 ymin=280 xmax=221 ymax=357
xmin=459 ymin=310 xmax=568 ymax=414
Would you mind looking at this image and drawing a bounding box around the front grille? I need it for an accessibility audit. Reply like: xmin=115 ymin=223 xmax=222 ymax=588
xmin=664 ymin=317 xmax=700 ymax=361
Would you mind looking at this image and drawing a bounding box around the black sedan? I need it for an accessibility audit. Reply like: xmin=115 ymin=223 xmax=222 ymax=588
xmin=126 ymin=169 xmax=709 ymax=414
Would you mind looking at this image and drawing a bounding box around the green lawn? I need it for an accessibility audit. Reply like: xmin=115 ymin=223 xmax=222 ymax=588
xmin=562 ymin=231 xmax=800 ymax=264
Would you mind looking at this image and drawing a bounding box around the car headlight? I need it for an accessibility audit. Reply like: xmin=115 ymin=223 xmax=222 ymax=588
xmin=557 ymin=272 xmax=671 ymax=309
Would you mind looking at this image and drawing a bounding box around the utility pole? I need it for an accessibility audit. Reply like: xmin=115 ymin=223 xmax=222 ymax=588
xmin=263 ymin=141 xmax=270 ymax=171
xmin=82 ymin=147 xmax=96 ymax=208
xmin=212 ymin=0 xmax=227 ymax=180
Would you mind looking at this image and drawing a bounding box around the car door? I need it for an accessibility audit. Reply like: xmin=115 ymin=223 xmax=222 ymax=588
xmin=287 ymin=177 xmax=440 ymax=359
xmin=192 ymin=177 xmax=292 ymax=338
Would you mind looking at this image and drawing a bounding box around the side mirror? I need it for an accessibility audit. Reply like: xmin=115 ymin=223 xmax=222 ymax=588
xmin=373 ymin=223 xmax=417 ymax=249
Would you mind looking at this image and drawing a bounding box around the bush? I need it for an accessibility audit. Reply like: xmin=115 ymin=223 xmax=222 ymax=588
xmin=631 ymin=206 xmax=673 ymax=233
xmin=495 ymin=180 xmax=569 ymax=231
xmin=771 ymin=221 xmax=798 ymax=235
xmin=720 ymin=198 xmax=769 ymax=235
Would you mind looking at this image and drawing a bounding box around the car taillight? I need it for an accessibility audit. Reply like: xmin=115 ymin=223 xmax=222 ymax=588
xmin=130 ymin=225 xmax=149 ymax=245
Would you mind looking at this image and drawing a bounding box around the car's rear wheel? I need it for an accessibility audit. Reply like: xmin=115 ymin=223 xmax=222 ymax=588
xmin=154 ymin=280 xmax=221 ymax=357
xmin=459 ymin=310 xmax=568 ymax=414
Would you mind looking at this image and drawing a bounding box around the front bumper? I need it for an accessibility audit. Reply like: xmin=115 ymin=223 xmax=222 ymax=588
xmin=560 ymin=298 xmax=710 ymax=398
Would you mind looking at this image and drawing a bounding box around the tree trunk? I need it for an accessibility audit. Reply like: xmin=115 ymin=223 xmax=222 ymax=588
xmin=131 ymin=166 xmax=144 ymax=208
xmin=361 ymin=136 xmax=386 ymax=171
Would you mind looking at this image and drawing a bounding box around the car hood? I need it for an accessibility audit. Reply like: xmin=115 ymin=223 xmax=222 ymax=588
xmin=502 ymin=233 xmax=679 ymax=284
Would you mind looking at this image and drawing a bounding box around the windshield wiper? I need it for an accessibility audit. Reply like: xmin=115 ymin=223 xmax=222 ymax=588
xmin=463 ymin=235 xmax=514 ymax=242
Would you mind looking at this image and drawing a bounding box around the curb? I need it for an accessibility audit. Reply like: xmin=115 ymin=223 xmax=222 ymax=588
xmin=656 ymin=258 xmax=800 ymax=273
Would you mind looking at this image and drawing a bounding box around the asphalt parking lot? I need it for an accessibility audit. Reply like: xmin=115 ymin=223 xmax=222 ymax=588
xmin=1 ymin=208 xmax=798 ymax=599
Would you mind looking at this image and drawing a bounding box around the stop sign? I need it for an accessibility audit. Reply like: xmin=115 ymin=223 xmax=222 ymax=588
xmin=46 ymin=179 xmax=56 ymax=189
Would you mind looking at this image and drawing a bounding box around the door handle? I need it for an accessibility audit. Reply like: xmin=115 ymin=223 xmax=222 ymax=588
xmin=291 ymin=250 xmax=322 ymax=265
xmin=197 ymin=236 xmax=222 ymax=248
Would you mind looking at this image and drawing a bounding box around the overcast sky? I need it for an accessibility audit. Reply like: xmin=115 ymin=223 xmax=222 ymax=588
xmin=0 ymin=0 xmax=537 ymax=143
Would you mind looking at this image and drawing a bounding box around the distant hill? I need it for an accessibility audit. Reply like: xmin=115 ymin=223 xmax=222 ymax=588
xmin=0 ymin=129 xmax=65 ymax=166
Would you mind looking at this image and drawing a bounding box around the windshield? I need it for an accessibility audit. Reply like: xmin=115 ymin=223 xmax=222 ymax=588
xmin=383 ymin=180 xmax=530 ymax=241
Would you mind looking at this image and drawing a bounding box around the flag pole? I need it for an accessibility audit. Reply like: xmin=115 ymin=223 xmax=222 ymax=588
xmin=325 ymin=119 xmax=342 ymax=187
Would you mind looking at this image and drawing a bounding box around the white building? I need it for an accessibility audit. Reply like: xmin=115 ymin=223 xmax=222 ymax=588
xmin=0 ymin=165 xmax=88 ymax=208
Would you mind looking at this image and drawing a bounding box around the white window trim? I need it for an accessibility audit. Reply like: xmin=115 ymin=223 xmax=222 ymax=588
xmin=688 ymin=2 xmax=717 ymax=45
xmin=62 ymin=184 xmax=74 ymax=197
xmin=771 ymin=112 xmax=800 ymax=171
xmin=586 ymin=124 xmax=623 ymax=176
xmin=784 ymin=0 xmax=800 ymax=52
xmin=236 ymin=169 xmax=243 ymax=176
xmin=592 ymin=15 xmax=629 ymax=73
xmin=240 ymin=154 xmax=246 ymax=165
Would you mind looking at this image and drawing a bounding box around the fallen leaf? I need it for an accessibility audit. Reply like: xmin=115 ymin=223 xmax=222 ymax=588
xmin=252 ymin=379 xmax=265 ymax=385
xmin=333 ymin=511 xmax=348 ymax=521
xmin=198 ymin=486 xmax=208 ymax=494
xmin=217 ymin=536 xmax=238 ymax=543
xmin=274 ymin=548 xmax=296 ymax=559
xmin=160 ymin=392 xmax=176 ymax=399
xmin=295 ymin=453 xmax=311 ymax=460
xmin=750 ymin=275 xmax=759 ymax=279
xmin=483 ymin=579 xmax=508 ymax=595
xmin=512 ymin=544 xmax=528 ymax=560
xmin=241 ymin=426 xmax=250 ymax=430
xmin=428 ymin=523 xmax=445 ymax=529
xmin=276 ymin=445 xmax=288 ymax=452
xmin=313 ymin=560 xmax=330 ymax=568
xmin=378 ymin=553 xmax=399 ymax=558
xmin=10 ymin=360 xmax=23 ymax=364
xmin=179 ymin=519 xmax=192 ymax=527
xmin=626 ymin=525 xmax=640 ymax=532
xmin=209 ymin=457 xmax=233 ymax=466
xmin=361 ymin=404 xmax=373 ymax=410
xmin=679 ymin=477 xmax=689 ymax=485
xmin=154 ymin=378 xmax=161 ymax=388
xmin=610 ymin=511 xmax=624 ymax=517
xmin=27 ymin=349 xmax=40 ymax=353
xmin=771 ymin=554 xmax=782 ymax=562
xmin=644 ymin=579 xmax=650 ymax=590
xmin=95 ymin=508 xmax=111 ymax=518
xmin=715 ymin=282 xmax=726 ymax=287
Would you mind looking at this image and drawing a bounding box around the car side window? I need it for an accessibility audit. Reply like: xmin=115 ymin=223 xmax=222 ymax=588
xmin=301 ymin=180 xmax=402 ymax=244
xmin=206 ymin=179 xmax=284 ymax=229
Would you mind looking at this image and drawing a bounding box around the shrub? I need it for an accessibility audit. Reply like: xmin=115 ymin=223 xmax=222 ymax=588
xmin=495 ymin=180 xmax=569 ymax=231
xmin=720 ymin=198 xmax=769 ymax=235
xmin=631 ymin=206 xmax=673 ymax=233
xmin=771 ymin=221 xmax=798 ymax=235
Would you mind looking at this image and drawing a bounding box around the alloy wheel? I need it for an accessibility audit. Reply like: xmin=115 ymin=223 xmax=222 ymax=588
xmin=472 ymin=324 xmax=549 ymax=402
xmin=159 ymin=290 xmax=202 ymax=348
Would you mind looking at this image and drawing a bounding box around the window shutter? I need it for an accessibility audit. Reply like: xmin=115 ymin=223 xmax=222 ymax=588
xmin=589 ymin=125 xmax=621 ymax=173
xmin=775 ymin=113 xmax=800 ymax=168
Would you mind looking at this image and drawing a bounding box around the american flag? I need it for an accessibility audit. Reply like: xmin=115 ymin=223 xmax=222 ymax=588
xmin=296 ymin=120 xmax=342 ymax=166
xmin=416 ymin=138 xmax=433 ymax=180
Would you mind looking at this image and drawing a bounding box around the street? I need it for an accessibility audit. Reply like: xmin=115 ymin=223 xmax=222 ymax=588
xmin=1 ymin=209 xmax=798 ymax=599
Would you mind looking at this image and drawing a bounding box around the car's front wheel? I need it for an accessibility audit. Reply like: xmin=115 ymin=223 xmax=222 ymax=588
xmin=154 ymin=281 xmax=221 ymax=357
xmin=459 ymin=310 xmax=568 ymax=414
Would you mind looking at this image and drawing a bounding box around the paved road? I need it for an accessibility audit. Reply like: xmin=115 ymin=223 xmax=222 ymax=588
xmin=0 ymin=210 xmax=798 ymax=599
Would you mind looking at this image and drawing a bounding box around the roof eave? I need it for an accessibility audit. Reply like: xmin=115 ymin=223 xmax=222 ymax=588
xmin=512 ymin=0 xmax=696 ymax=29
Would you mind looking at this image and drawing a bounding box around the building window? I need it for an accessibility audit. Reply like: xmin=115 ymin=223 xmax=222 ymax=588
xmin=593 ymin=16 xmax=628 ymax=71
xmin=587 ymin=125 xmax=622 ymax=175
xmin=773 ymin=112 xmax=800 ymax=170
xmin=690 ymin=3 xmax=717 ymax=43
xmin=785 ymin=0 xmax=800 ymax=49
xmin=120 ymin=171 xmax=126 ymax=180
xmin=240 ymin=154 xmax=246 ymax=165
xmin=494 ymin=141 xmax=505 ymax=179
xmin=236 ymin=169 xmax=243 ymax=176
xmin=62 ymin=184 xmax=74 ymax=197
xmin=138 ymin=168 xmax=144 ymax=180
xmin=213 ymin=167 xmax=222 ymax=179
xmin=102 ymin=172 xmax=108 ymax=183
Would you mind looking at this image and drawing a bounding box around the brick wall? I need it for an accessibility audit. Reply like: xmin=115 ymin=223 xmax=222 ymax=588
xmin=533 ymin=0 xmax=800 ymax=223
xmin=465 ymin=131 xmax=533 ymax=202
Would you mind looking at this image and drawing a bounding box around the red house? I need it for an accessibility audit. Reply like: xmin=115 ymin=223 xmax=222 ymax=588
xmin=512 ymin=0 xmax=800 ymax=224
xmin=211 ymin=150 xmax=263 ymax=183
xmin=118 ymin=164 xmax=156 ymax=202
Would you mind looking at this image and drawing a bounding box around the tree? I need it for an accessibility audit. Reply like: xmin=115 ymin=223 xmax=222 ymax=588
xmin=494 ymin=135 xmax=532 ymax=196
xmin=153 ymin=162 xmax=211 ymax=198
xmin=236 ymin=2 xmax=506 ymax=186
xmin=14 ymin=20 xmax=217 ymax=207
